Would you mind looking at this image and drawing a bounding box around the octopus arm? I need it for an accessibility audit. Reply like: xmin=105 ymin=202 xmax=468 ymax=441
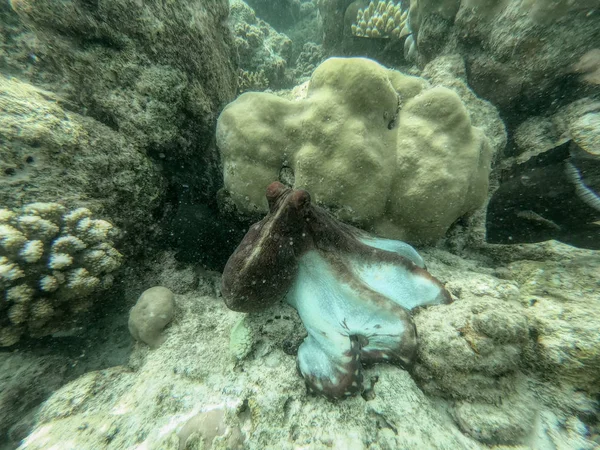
xmin=347 ymin=253 xmax=451 ymax=310
xmin=287 ymin=250 xmax=417 ymax=399
xmin=358 ymin=235 xmax=426 ymax=268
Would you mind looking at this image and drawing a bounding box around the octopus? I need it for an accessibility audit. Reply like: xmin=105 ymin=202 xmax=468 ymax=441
xmin=221 ymin=181 xmax=452 ymax=399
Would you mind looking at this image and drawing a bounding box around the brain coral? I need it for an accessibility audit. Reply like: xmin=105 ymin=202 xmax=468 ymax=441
xmin=217 ymin=57 xmax=494 ymax=242
xmin=0 ymin=203 xmax=122 ymax=346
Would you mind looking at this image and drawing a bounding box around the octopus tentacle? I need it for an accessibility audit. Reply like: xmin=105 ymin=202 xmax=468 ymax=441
xmin=297 ymin=334 xmax=363 ymax=399
xmin=288 ymin=250 xmax=419 ymax=398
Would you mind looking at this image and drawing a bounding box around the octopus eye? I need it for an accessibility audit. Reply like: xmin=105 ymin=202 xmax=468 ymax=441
xmin=291 ymin=190 xmax=311 ymax=210
xmin=266 ymin=181 xmax=288 ymax=209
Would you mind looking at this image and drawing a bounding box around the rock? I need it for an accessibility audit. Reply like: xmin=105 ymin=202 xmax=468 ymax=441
xmin=128 ymin=287 xmax=176 ymax=349
xmin=10 ymin=0 xmax=237 ymax=202
xmin=407 ymin=0 xmax=600 ymax=114
xmin=0 ymin=353 xmax=68 ymax=444
xmin=13 ymin=244 xmax=598 ymax=449
xmin=486 ymin=99 xmax=600 ymax=249
xmin=0 ymin=76 xmax=165 ymax=254
xmin=177 ymin=407 xmax=243 ymax=449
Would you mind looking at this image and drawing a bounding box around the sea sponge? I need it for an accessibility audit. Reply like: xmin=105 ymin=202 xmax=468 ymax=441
xmin=0 ymin=202 xmax=123 ymax=346
xmin=128 ymin=286 xmax=175 ymax=349
xmin=217 ymin=57 xmax=495 ymax=243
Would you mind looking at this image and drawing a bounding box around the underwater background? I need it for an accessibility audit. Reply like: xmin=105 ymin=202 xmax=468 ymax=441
xmin=0 ymin=0 xmax=599 ymax=448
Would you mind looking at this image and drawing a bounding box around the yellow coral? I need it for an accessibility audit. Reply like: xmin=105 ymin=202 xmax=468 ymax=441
xmin=30 ymin=298 xmax=54 ymax=321
xmin=1 ymin=203 xmax=123 ymax=346
xmin=39 ymin=275 xmax=60 ymax=292
xmin=0 ymin=209 xmax=16 ymax=223
xmin=63 ymin=207 xmax=92 ymax=227
xmin=352 ymin=0 xmax=411 ymax=40
xmin=48 ymin=252 xmax=74 ymax=270
xmin=22 ymin=202 xmax=66 ymax=222
xmin=19 ymin=240 xmax=44 ymax=263
xmin=8 ymin=303 xmax=28 ymax=324
xmin=17 ymin=215 xmax=60 ymax=242
xmin=0 ymin=326 xmax=21 ymax=347
xmin=0 ymin=256 xmax=25 ymax=283
xmin=5 ymin=284 xmax=34 ymax=303
xmin=0 ymin=224 xmax=27 ymax=254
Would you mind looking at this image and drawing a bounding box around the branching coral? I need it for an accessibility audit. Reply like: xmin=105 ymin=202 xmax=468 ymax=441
xmin=350 ymin=0 xmax=416 ymax=59
xmin=237 ymin=69 xmax=269 ymax=93
xmin=0 ymin=203 xmax=122 ymax=346
xmin=230 ymin=0 xmax=292 ymax=88
xmin=352 ymin=0 xmax=409 ymax=39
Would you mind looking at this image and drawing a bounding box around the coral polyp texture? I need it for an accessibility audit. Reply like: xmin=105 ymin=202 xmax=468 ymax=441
xmin=217 ymin=57 xmax=497 ymax=243
xmin=351 ymin=0 xmax=409 ymax=39
xmin=0 ymin=203 xmax=122 ymax=346
xmin=222 ymin=182 xmax=452 ymax=399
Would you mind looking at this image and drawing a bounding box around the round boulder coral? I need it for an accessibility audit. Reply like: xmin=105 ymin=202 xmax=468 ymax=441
xmin=217 ymin=57 xmax=498 ymax=242
xmin=128 ymin=286 xmax=175 ymax=349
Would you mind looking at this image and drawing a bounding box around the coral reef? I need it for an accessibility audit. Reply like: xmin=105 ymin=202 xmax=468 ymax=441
xmin=291 ymin=42 xmax=325 ymax=81
xmin=237 ymin=68 xmax=269 ymax=93
xmin=10 ymin=0 xmax=237 ymax=200
xmin=229 ymin=0 xmax=292 ymax=89
xmin=351 ymin=0 xmax=409 ymax=39
xmin=217 ymin=57 xmax=503 ymax=242
xmin=128 ymin=286 xmax=175 ymax=349
xmin=0 ymin=75 xmax=165 ymax=252
xmin=0 ymin=203 xmax=123 ymax=346
xmin=11 ymin=243 xmax=599 ymax=449
xmin=222 ymin=182 xmax=452 ymax=398
xmin=406 ymin=0 xmax=600 ymax=113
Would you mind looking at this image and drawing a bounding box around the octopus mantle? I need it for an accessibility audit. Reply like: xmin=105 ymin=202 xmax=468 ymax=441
xmin=222 ymin=182 xmax=452 ymax=399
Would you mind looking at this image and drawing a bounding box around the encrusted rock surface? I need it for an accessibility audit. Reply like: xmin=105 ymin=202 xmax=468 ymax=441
xmin=10 ymin=0 xmax=237 ymax=200
xmin=407 ymin=0 xmax=600 ymax=113
xmin=0 ymin=75 xmax=165 ymax=253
